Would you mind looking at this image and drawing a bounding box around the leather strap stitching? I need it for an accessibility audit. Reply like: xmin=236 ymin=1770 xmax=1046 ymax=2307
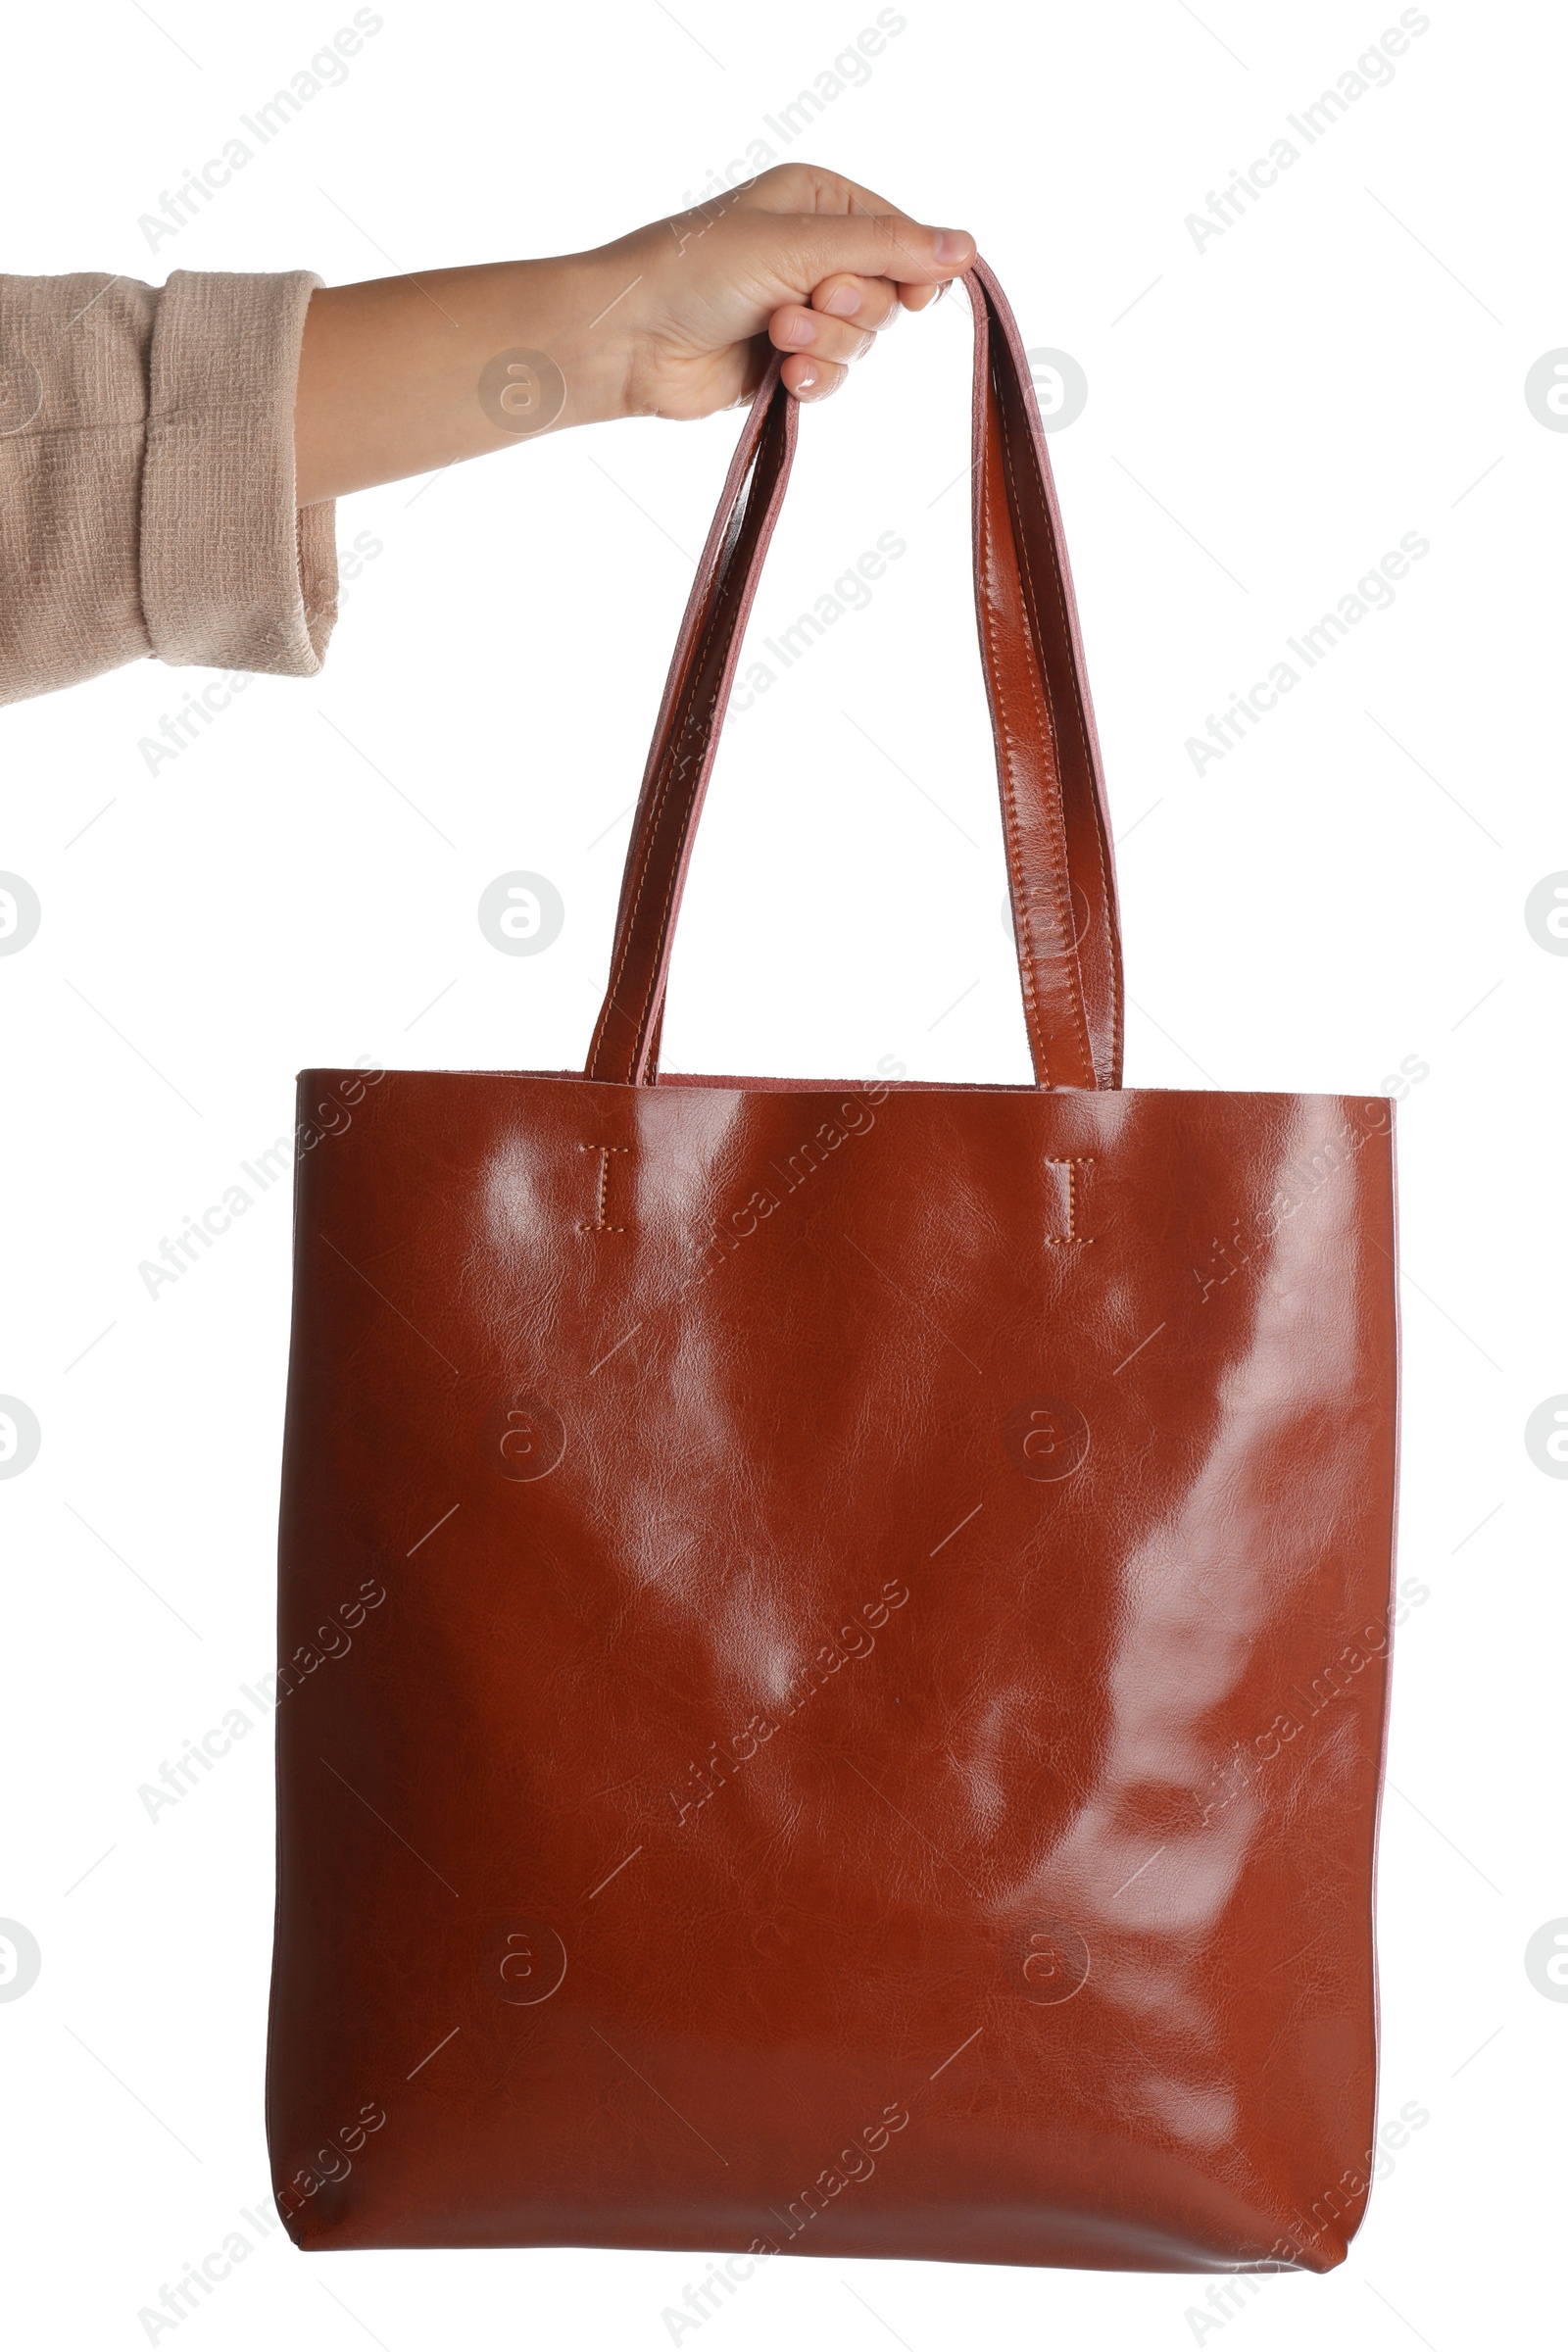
xmin=997 ymin=367 xmax=1095 ymax=1087
xmin=989 ymin=302 xmax=1120 ymax=1085
xmin=977 ymin=402 xmax=1051 ymax=1088
xmin=587 ymin=443 xmax=761 ymax=1081
xmin=620 ymin=435 xmax=777 ymax=1082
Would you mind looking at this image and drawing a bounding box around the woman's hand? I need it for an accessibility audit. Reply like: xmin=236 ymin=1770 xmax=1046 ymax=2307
xmin=294 ymin=166 xmax=974 ymax=504
xmin=592 ymin=164 xmax=974 ymax=415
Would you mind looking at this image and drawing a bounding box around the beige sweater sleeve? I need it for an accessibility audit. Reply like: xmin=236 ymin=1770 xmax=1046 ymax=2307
xmin=0 ymin=268 xmax=336 ymax=708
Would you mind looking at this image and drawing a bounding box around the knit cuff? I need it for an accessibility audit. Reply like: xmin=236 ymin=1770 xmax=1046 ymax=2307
xmin=140 ymin=269 xmax=337 ymax=677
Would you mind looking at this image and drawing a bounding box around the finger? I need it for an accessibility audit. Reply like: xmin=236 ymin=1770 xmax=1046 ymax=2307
xmin=769 ymin=305 xmax=877 ymax=368
xmin=780 ymin=353 xmax=848 ymax=403
xmin=736 ymin=164 xmax=974 ymax=288
xmin=898 ymin=280 xmax=949 ymax=314
xmin=808 ymin=273 xmax=902 ymax=331
xmin=736 ymin=201 xmax=972 ymax=294
xmin=802 ymin=213 xmax=972 ymax=290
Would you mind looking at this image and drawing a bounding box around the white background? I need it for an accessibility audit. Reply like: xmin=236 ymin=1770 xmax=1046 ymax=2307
xmin=1 ymin=0 xmax=1563 ymax=2344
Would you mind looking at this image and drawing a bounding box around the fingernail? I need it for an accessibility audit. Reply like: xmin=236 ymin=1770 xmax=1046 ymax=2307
xmin=794 ymin=363 xmax=819 ymax=392
xmin=934 ymin=230 xmax=971 ymax=264
xmin=785 ymin=312 xmax=816 ymax=347
xmin=821 ymin=283 xmax=860 ymax=318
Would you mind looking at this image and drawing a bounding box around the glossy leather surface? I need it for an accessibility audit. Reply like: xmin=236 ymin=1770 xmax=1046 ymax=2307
xmin=267 ymin=263 xmax=1398 ymax=2272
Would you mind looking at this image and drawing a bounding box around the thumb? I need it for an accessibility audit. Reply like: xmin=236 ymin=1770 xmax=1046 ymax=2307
xmin=730 ymin=194 xmax=974 ymax=292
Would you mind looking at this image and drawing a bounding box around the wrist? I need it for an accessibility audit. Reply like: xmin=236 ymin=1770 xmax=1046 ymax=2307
xmin=512 ymin=248 xmax=640 ymax=432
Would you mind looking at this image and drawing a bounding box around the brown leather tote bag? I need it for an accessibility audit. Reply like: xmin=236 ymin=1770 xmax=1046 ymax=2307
xmin=267 ymin=258 xmax=1398 ymax=2273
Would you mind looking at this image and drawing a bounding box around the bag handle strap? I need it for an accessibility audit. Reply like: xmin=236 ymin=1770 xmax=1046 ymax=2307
xmin=584 ymin=255 xmax=1122 ymax=1091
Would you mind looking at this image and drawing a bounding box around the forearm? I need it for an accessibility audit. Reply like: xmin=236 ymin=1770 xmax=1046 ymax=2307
xmin=3 ymin=171 xmax=965 ymax=707
xmin=293 ymin=253 xmax=635 ymax=506
xmin=293 ymin=176 xmax=971 ymax=508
